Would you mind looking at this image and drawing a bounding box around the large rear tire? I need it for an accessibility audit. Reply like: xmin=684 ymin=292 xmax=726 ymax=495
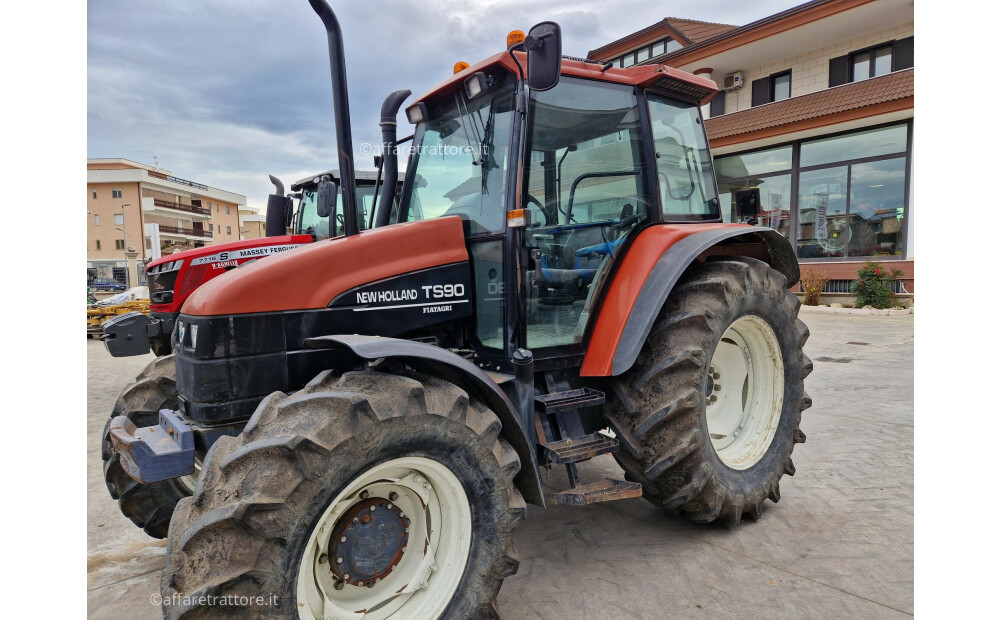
xmin=608 ymin=258 xmax=812 ymax=525
xmin=102 ymin=354 xmax=194 ymax=538
xmin=161 ymin=369 xmax=525 ymax=619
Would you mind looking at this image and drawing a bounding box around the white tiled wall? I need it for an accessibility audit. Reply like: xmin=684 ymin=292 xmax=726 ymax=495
xmin=719 ymin=21 xmax=914 ymax=114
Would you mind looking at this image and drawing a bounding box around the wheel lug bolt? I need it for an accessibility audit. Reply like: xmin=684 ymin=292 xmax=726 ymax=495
xmin=340 ymin=536 xmax=347 ymax=543
xmin=712 ymin=372 xmax=720 ymax=380
xmin=337 ymin=557 xmax=343 ymax=564
xmin=319 ymin=554 xmax=328 ymax=564
xmin=334 ymin=581 xmax=345 ymax=591
xmin=713 ymin=384 xmax=722 ymax=391
xmin=389 ymin=492 xmax=399 ymax=501
xmin=360 ymin=490 xmax=369 ymax=499
xmin=709 ymin=395 xmax=717 ymax=402
xmin=370 ymin=505 xmax=376 ymax=511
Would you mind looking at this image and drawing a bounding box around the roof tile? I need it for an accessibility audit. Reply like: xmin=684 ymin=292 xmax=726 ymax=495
xmin=664 ymin=18 xmax=737 ymax=43
xmin=706 ymin=69 xmax=913 ymax=141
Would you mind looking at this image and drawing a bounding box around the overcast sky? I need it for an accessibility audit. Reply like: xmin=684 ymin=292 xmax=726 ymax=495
xmin=88 ymin=0 xmax=799 ymax=210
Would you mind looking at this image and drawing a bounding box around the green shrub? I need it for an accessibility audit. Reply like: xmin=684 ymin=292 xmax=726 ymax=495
xmin=850 ymin=261 xmax=903 ymax=309
xmin=800 ymin=268 xmax=829 ymax=306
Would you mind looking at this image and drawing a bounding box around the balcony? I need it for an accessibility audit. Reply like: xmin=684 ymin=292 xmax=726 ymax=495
xmin=152 ymin=198 xmax=211 ymax=216
xmin=158 ymin=225 xmax=214 ymax=238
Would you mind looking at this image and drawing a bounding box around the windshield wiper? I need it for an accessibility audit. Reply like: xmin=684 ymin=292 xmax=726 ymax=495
xmin=454 ymin=92 xmax=484 ymax=166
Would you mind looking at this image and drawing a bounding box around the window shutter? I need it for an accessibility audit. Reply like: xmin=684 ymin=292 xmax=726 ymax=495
xmin=829 ymin=54 xmax=850 ymax=87
xmin=751 ymin=78 xmax=769 ymax=107
xmin=709 ymin=91 xmax=726 ymax=117
xmin=892 ymin=37 xmax=914 ymax=71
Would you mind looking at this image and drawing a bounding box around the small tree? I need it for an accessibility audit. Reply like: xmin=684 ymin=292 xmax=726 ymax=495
xmin=850 ymin=261 xmax=903 ymax=309
xmin=800 ymin=268 xmax=829 ymax=306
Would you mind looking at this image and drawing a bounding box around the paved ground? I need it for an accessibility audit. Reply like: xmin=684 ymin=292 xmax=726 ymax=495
xmin=87 ymin=312 xmax=913 ymax=618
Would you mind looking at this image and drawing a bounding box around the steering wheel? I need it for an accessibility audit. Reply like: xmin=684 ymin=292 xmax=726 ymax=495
xmin=525 ymin=194 xmax=550 ymax=226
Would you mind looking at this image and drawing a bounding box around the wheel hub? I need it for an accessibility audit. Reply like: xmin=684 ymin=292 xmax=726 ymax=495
xmin=329 ymin=499 xmax=410 ymax=588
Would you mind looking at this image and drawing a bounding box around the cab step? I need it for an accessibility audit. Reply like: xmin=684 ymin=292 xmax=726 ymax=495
xmin=534 ymin=388 xmax=605 ymax=414
xmin=548 ymin=478 xmax=643 ymax=506
xmin=540 ymin=432 xmax=619 ymax=465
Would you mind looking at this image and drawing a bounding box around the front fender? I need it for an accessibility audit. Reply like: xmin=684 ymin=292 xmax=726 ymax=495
xmin=581 ymin=224 xmax=798 ymax=377
xmin=305 ymin=335 xmax=545 ymax=507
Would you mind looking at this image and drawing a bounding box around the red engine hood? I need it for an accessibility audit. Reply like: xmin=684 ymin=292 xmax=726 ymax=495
xmin=182 ymin=217 xmax=469 ymax=316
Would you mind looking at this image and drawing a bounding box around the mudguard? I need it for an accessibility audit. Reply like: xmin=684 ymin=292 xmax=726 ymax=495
xmin=305 ymin=335 xmax=546 ymax=507
xmin=581 ymin=225 xmax=799 ymax=377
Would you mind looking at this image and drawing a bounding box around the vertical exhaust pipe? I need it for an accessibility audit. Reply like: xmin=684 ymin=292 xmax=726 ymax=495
xmin=265 ymin=174 xmax=291 ymax=237
xmin=307 ymin=0 xmax=359 ymax=235
xmin=375 ymin=89 xmax=411 ymax=228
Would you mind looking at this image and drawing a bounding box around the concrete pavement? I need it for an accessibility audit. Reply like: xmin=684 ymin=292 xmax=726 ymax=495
xmin=87 ymin=312 xmax=914 ymax=618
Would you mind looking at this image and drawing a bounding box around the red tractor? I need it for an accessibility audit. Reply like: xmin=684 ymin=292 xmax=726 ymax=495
xmin=101 ymin=169 xmax=402 ymax=358
xmin=104 ymin=2 xmax=811 ymax=617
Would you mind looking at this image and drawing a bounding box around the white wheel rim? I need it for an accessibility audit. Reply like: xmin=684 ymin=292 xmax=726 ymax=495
xmin=296 ymin=457 xmax=472 ymax=620
xmin=705 ymin=315 xmax=784 ymax=470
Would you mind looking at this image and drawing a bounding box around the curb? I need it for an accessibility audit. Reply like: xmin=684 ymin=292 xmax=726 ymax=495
xmin=798 ymin=305 xmax=913 ymax=316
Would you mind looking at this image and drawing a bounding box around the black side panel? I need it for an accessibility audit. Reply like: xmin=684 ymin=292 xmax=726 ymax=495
xmin=892 ymin=37 xmax=914 ymax=71
xmin=829 ymin=54 xmax=850 ymax=87
xmin=172 ymin=263 xmax=474 ymax=424
xmin=610 ymin=227 xmax=798 ymax=376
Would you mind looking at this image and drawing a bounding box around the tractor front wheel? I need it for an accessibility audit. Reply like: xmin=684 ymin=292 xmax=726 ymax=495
xmin=101 ymin=354 xmax=194 ymax=538
xmin=609 ymin=257 xmax=812 ymax=525
xmin=161 ymin=369 xmax=524 ymax=619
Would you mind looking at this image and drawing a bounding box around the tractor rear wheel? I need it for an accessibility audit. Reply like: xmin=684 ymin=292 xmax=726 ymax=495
xmin=101 ymin=354 xmax=195 ymax=538
xmin=609 ymin=257 xmax=812 ymax=525
xmin=161 ymin=369 xmax=524 ymax=619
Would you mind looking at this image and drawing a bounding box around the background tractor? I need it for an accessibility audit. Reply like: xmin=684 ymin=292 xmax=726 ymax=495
xmin=103 ymin=1 xmax=811 ymax=616
xmin=101 ymin=169 xmax=403 ymax=359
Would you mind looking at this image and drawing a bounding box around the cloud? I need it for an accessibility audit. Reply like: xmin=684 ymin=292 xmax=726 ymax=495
xmin=88 ymin=0 xmax=797 ymax=210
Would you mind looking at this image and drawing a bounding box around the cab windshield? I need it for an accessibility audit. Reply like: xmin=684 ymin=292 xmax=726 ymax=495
xmin=296 ymin=183 xmax=378 ymax=239
xmin=400 ymin=74 xmax=516 ymax=235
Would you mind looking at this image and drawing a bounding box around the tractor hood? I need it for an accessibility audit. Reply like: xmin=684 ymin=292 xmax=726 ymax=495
xmin=181 ymin=217 xmax=469 ymax=316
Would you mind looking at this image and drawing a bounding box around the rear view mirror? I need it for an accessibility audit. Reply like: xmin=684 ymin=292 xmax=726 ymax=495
xmin=526 ymin=22 xmax=561 ymax=92
xmin=316 ymin=180 xmax=338 ymax=218
xmin=735 ymin=188 xmax=760 ymax=225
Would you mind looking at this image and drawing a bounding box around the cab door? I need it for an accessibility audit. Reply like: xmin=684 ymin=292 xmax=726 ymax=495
xmin=520 ymin=77 xmax=652 ymax=351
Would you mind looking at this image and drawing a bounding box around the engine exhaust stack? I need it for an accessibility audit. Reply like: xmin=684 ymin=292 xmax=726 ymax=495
xmin=375 ymin=89 xmax=411 ymax=227
xmin=308 ymin=0 xmax=359 ymax=235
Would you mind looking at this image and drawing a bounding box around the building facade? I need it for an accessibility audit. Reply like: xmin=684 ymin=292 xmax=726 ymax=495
xmin=87 ymin=159 xmax=247 ymax=284
xmin=238 ymin=208 xmax=266 ymax=240
xmin=589 ymin=0 xmax=915 ymax=294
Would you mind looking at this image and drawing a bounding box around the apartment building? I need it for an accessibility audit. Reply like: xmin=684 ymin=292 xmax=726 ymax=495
xmin=239 ymin=208 xmax=266 ymax=240
xmin=589 ymin=0 xmax=915 ymax=293
xmin=87 ymin=158 xmax=247 ymax=283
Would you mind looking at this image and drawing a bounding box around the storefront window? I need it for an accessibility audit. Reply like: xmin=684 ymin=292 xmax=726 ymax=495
xmin=719 ymin=175 xmax=791 ymax=239
xmin=716 ymin=146 xmax=792 ymax=180
xmin=848 ymin=158 xmax=907 ymax=256
xmin=715 ymin=122 xmax=910 ymax=261
xmin=800 ymin=124 xmax=907 ymax=167
xmin=797 ymin=167 xmax=848 ymax=258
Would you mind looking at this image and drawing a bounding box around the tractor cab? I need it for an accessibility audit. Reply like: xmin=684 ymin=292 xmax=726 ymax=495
xmin=291 ymin=169 xmax=405 ymax=239
xmin=393 ymin=48 xmax=719 ymax=359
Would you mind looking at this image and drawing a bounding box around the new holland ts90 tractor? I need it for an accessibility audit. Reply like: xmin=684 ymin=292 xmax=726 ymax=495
xmin=103 ymin=1 xmax=811 ymax=617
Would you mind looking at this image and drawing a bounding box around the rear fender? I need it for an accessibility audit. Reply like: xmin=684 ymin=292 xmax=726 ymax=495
xmin=581 ymin=225 xmax=798 ymax=377
xmin=305 ymin=335 xmax=545 ymax=507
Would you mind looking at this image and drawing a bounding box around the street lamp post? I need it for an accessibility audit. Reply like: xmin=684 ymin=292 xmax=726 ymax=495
xmin=120 ymin=203 xmax=131 ymax=287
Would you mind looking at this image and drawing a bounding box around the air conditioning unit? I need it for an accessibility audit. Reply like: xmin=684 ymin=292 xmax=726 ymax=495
xmin=723 ymin=72 xmax=744 ymax=90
